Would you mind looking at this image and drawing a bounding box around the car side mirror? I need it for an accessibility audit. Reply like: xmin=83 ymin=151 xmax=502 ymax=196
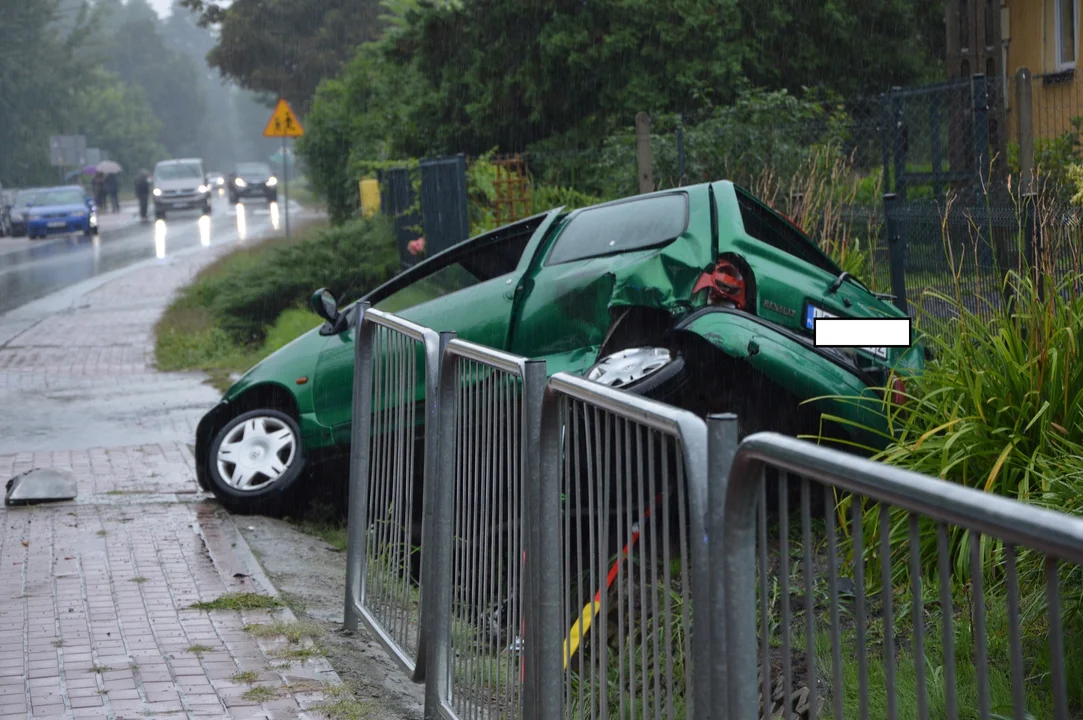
xmin=310 ymin=287 xmax=340 ymax=324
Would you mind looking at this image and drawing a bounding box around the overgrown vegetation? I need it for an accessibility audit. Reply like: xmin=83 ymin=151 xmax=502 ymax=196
xmin=154 ymin=216 xmax=399 ymax=390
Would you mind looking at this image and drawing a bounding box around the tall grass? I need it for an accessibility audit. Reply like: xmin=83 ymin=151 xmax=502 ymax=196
xmin=806 ymin=182 xmax=1083 ymax=713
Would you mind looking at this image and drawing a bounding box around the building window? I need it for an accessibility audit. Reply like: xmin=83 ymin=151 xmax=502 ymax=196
xmin=1057 ymin=0 xmax=1078 ymax=69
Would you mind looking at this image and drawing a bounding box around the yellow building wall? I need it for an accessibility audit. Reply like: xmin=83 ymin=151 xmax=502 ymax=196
xmin=1004 ymin=0 xmax=1083 ymax=140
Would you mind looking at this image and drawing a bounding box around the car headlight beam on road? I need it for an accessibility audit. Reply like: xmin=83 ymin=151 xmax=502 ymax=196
xmin=266 ymin=177 xmax=278 ymax=187
xmin=235 ymin=178 xmax=247 ymax=188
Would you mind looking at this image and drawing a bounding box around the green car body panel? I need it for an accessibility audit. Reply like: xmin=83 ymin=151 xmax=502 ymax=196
xmin=197 ymin=180 xmax=923 ymax=489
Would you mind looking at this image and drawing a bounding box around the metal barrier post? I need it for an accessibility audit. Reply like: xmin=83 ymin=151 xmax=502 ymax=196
xmin=535 ymin=383 xmax=566 ymax=720
xmin=426 ymin=331 xmax=459 ymax=719
xmin=344 ymin=301 xmax=373 ymax=633
xmin=884 ymin=193 xmax=909 ymax=314
xmin=520 ymin=360 xmax=548 ymax=720
xmin=706 ymin=413 xmax=739 ymax=720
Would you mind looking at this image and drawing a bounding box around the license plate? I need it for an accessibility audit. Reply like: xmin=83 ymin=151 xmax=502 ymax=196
xmin=173 ymin=202 xmax=189 ymax=209
xmin=48 ymin=221 xmax=65 ymax=228
xmin=804 ymin=303 xmax=889 ymax=359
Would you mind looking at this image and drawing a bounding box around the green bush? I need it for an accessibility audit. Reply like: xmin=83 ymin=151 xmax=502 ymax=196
xmin=196 ymin=216 xmax=399 ymax=344
xmin=531 ymin=184 xmax=602 ymax=212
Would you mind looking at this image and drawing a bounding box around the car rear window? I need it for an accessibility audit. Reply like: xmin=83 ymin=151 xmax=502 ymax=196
xmin=735 ymin=188 xmax=840 ymax=276
xmin=544 ymin=193 xmax=689 ymax=266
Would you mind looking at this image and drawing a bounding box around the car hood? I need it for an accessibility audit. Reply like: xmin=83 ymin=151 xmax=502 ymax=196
xmin=222 ymin=322 xmax=327 ymax=404
xmin=238 ymin=174 xmax=271 ymax=183
xmin=27 ymin=203 xmax=87 ymax=214
xmin=155 ymin=178 xmax=202 ymax=190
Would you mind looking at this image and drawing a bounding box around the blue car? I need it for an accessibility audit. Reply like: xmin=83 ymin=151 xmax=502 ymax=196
xmin=24 ymin=186 xmax=98 ymax=239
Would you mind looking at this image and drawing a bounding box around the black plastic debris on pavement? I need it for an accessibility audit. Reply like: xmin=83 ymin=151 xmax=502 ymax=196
xmin=4 ymin=468 xmax=78 ymax=506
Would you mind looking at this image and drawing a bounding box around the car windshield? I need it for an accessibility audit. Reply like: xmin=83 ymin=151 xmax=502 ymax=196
xmin=237 ymin=163 xmax=271 ymax=177
xmin=545 ymin=193 xmax=689 ymax=266
xmin=156 ymin=163 xmax=203 ymax=180
xmin=33 ymin=189 xmax=85 ymax=206
xmin=15 ymin=191 xmax=40 ymax=205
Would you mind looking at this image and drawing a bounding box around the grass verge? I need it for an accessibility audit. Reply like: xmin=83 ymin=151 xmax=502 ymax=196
xmin=154 ymin=214 xmax=398 ymax=392
xmin=189 ymin=592 xmax=282 ymax=612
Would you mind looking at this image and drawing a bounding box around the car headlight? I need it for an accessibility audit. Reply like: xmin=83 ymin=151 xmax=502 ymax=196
xmin=198 ymin=184 xmax=209 ymax=194
xmin=15 ymin=211 xmax=26 ymax=221
xmin=72 ymin=211 xmax=86 ymax=218
xmin=216 ymin=178 xmax=224 ymax=186
xmin=153 ymin=188 xmax=161 ymax=197
xmin=28 ymin=214 xmax=41 ymax=221
xmin=266 ymin=176 xmax=278 ymax=187
xmin=235 ymin=178 xmax=247 ymax=188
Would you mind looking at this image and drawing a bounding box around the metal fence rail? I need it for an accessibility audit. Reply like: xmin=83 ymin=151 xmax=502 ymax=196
xmin=714 ymin=426 xmax=1083 ymax=720
xmin=538 ymin=373 xmax=711 ymax=720
xmin=344 ymin=304 xmax=442 ymax=681
xmin=426 ymin=337 xmax=547 ymax=720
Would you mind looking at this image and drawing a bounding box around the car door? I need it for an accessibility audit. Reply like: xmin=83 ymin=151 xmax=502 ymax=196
xmin=311 ymin=213 xmax=559 ymax=439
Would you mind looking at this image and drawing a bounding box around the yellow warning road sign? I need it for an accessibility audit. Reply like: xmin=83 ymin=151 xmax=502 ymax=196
xmin=263 ymin=98 xmax=304 ymax=138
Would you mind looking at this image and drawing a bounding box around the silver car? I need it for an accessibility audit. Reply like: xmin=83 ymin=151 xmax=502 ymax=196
xmin=152 ymin=158 xmax=212 ymax=220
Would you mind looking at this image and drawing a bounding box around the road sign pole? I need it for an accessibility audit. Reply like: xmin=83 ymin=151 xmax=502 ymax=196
xmin=283 ymin=136 xmax=290 ymax=239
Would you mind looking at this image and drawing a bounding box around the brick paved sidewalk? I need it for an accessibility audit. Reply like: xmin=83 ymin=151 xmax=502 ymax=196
xmin=0 ymin=444 xmax=341 ymax=719
xmin=0 ymin=217 xmax=345 ymax=718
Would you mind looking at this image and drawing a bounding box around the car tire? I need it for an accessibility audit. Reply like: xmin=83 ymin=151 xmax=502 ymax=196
xmin=268 ymin=192 xmax=277 ymax=204
xmin=202 ymin=203 xmax=212 ymax=216
xmin=229 ymin=194 xmax=239 ymax=205
xmin=206 ymin=409 xmax=306 ymax=517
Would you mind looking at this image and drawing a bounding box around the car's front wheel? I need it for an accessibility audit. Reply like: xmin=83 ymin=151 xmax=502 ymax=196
xmin=206 ymin=409 xmax=306 ymax=516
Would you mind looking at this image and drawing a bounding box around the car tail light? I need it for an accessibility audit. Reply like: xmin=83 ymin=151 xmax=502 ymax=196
xmin=694 ymin=259 xmax=747 ymax=309
xmin=890 ymin=376 xmax=906 ymax=405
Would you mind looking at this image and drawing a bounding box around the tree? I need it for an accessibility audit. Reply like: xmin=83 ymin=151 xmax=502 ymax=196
xmin=0 ymin=0 xmax=89 ymax=185
xmin=179 ymin=0 xmax=385 ymax=113
xmin=72 ymin=67 xmax=166 ymax=179
xmin=101 ymin=15 xmax=207 ymax=157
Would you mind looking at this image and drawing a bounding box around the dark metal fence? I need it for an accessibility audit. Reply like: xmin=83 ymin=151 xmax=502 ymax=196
xmin=377 ymin=167 xmax=423 ymax=269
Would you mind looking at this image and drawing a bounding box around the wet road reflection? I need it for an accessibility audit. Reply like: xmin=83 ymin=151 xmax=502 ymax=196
xmin=0 ymin=197 xmax=288 ymax=315
xmin=154 ymin=219 xmax=168 ymax=259
xmin=236 ymin=203 xmax=247 ymax=241
xmin=198 ymin=215 xmax=211 ymax=247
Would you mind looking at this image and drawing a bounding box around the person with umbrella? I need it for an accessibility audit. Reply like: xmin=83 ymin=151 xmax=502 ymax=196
xmin=134 ymin=169 xmax=151 ymax=222
xmin=96 ymin=161 xmax=122 ymax=214
xmin=92 ymin=172 xmax=107 ymax=212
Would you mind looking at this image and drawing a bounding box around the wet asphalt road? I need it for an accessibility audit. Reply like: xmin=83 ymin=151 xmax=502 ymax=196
xmin=0 ymin=193 xmax=293 ymax=315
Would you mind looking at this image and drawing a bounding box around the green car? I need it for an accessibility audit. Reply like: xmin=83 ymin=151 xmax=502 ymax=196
xmin=194 ymin=180 xmax=923 ymax=515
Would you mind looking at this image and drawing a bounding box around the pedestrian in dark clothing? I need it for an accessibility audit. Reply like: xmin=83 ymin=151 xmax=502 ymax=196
xmin=92 ymin=172 xmax=106 ymax=212
xmin=105 ymin=173 xmax=120 ymax=213
xmin=134 ymin=170 xmax=151 ymax=222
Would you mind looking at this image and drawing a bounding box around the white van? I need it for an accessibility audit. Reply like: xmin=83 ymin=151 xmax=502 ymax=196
xmin=152 ymin=158 xmax=212 ymax=220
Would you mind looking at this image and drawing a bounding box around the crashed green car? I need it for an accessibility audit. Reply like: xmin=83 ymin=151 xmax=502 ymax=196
xmin=195 ymin=180 xmax=923 ymax=515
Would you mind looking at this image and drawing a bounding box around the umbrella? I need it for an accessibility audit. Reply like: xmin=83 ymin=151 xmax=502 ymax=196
xmin=97 ymin=160 xmax=122 ymax=174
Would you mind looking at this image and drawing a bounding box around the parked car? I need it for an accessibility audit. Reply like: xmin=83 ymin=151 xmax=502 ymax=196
xmin=153 ymin=158 xmax=211 ymax=220
xmin=194 ymin=180 xmax=924 ymax=516
xmin=227 ymin=162 xmax=278 ymax=205
xmin=23 ymin=186 xmax=98 ymax=239
xmin=4 ymin=188 xmax=44 ymax=238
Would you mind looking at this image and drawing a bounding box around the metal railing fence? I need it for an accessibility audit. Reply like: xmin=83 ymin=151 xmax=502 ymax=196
xmin=713 ymin=425 xmax=1083 ymax=720
xmin=537 ymin=373 xmax=711 ymax=720
xmin=340 ymin=309 xmax=1083 ymax=720
xmin=426 ymin=337 xmax=547 ymax=720
xmin=344 ymin=303 xmax=443 ymax=681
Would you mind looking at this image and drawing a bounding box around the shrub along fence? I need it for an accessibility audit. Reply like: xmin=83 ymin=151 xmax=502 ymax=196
xmin=341 ymin=303 xmax=1083 ymax=720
